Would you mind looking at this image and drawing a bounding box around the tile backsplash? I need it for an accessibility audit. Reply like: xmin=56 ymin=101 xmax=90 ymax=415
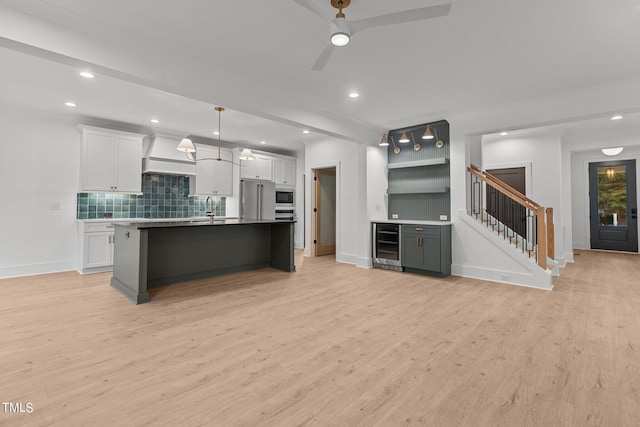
xmin=76 ymin=174 xmax=226 ymax=219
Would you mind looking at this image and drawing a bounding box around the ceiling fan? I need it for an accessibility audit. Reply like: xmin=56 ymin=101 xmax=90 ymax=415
xmin=294 ymin=0 xmax=452 ymax=71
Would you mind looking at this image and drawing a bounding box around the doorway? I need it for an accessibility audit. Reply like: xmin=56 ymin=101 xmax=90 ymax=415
xmin=314 ymin=168 xmax=336 ymax=256
xmin=589 ymin=159 xmax=638 ymax=252
xmin=486 ymin=167 xmax=527 ymax=238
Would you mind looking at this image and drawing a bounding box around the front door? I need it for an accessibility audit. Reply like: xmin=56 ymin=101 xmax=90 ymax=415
xmin=589 ymin=159 xmax=638 ymax=252
xmin=486 ymin=167 xmax=527 ymax=238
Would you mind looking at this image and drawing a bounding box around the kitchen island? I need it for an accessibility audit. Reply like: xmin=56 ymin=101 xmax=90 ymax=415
xmin=110 ymin=219 xmax=295 ymax=304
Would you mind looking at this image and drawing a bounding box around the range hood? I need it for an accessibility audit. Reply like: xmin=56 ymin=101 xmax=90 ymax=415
xmin=142 ymin=133 xmax=196 ymax=175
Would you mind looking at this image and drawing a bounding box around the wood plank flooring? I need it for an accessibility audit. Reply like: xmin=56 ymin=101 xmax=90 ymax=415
xmin=1 ymin=249 xmax=639 ymax=426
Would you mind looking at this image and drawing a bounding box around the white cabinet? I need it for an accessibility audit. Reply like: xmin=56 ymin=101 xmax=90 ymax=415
xmin=77 ymin=221 xmax=115 ymax=274
xmin=79 ymin=126 xmax=145 ymax=194
xmin=190 ymin=145 xmax=233 ymax=196
xmin=273 ymin=158 xmax=296 ymax=186
xmin=240 ymin=154 xmax=273 ymax=180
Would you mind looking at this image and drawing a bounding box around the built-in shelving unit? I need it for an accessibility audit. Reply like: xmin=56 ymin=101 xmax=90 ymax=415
xmin=386 ymin=120 xmax=450 ymax=221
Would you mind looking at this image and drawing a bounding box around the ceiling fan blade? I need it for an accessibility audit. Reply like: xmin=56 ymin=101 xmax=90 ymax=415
xmin=294 ymin=0 xmax=331 ymax=22
xmin=311 ymin=44 xmax=335 ymax=71
xmin=350 ymin=3 xmax=451 ymax=35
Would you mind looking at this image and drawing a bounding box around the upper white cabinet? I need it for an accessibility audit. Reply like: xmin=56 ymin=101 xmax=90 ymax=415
xmin=240 ymin=154 xmax=273 ymax=180
xmin=273 ymin=158 xmax=296 ymax=187
xmin=190 ymin=145 xmax=233 ymax=196
xmin=79 ymin=126 xmax=145 ymax=194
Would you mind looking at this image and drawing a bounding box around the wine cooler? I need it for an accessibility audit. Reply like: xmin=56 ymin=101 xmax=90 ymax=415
xmin=372 ymin=222 xmax=402 ymax=271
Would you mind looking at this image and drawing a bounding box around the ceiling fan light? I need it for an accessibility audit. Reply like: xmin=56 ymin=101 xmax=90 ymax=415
xmin=176 ymin=138 xmax=196 ymax=153
xmin=330 ymin=32 xmax=350 ymax=47
xmin=422 ymin=125 xmax=434 ymax=140
xmin=399 ymin=131 xmax=410 ymax=143
xmin=239 ymin=149 xmax=255 ymax=160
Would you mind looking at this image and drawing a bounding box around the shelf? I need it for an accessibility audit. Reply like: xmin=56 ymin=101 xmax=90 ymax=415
xmin=377 ymin=240 xmax=398 ymax=245
xmin=388 ymin=186 xmax=450 ymax=195
xmin=377 ymin=230 xmax=398 ymax=235
xmin=387 ymin=158 xmax=449 ymax=169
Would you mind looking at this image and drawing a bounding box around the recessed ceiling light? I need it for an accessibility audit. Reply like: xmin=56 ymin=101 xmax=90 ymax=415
xmin=348 ymin=92 xmax=359 ymax=98
xmin=213 ymin=131 xmax=220 ymax=135
xmin=302 ymin=130 xmax=310 ymax=134
xmin=500 ymin=132 xmax=509 ymax=136
xmin=260 ymin=141 xmax=267 ymax=144
xmin=79 ymin=71 xmax=94 ymax=79
xmin=150 ymin=119 xmax=159 ymax=124
xmin=64 ymin=101 xmax=76 ymax=107
xmin=610 ymin=115 xmax=623 ymax=121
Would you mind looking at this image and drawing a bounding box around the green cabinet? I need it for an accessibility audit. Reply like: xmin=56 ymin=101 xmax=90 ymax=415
xmin=401 ymin=224 xmax=451 ymax=277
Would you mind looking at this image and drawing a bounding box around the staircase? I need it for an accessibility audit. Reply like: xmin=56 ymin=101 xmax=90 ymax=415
xmin=466 ymin=165 xmax=559 ymax=280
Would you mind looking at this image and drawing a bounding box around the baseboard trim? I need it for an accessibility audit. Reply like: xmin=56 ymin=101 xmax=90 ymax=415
xmin=336 ymin=253 xmax=373 ymax=269
xmin=0 ymin=260 xmax=77 ymax=280
xmin=451 ymin=264 xmax=553 ymax=291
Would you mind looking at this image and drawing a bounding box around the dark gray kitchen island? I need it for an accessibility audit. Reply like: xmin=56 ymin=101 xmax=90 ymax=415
xmin=110 ymin=219 xmax=296 ymax=304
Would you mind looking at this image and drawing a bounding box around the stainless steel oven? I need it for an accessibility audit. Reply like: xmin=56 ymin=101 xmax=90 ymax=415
xmin=372 ymin=222 xmax=402 ymax=271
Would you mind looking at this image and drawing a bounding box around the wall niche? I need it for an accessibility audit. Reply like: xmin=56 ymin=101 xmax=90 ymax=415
xmin=386 ymin=120 xmax=450 ymax=221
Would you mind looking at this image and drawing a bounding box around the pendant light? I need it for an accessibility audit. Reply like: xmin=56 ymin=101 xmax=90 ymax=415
xmin=399 ymin=131 xmax=410 ymax=143
xmin=606 ymin=168 xmax=616 ymax=179
xmin=176 ymin=106 xmax=254 ymax=164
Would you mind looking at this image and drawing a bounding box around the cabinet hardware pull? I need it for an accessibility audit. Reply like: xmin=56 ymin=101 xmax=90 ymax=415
xmin=416 ymin=237 xmax=420 ymax=246
xmin=415 ymin=227 xmax=424 ymax=231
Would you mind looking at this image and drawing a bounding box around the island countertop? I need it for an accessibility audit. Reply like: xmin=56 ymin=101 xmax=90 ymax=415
xmin=110 ymin=218 xmax=296 ymax=304
xmin=112 ymin=218 xmax=296 ymax=229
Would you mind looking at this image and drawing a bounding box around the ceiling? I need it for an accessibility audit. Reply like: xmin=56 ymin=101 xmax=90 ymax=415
xmin=1 ymin=0 xmax=640 ymax=152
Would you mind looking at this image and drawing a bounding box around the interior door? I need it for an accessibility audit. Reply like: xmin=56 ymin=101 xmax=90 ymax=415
xmin=486 ymin=167 xmax=527 ymax=238
xmin=589 ymin=159 xmax=638 ymax=252
xmin=315 ymin=168 xmax=336 ymax=256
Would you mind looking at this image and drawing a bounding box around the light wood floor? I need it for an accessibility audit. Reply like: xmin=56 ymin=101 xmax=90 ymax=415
xmin=1 ymin=250 xmax=639 ymax=426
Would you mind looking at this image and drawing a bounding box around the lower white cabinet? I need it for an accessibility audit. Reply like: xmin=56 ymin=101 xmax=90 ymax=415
xmin=77 ymin=221 xmax=115 ymax=274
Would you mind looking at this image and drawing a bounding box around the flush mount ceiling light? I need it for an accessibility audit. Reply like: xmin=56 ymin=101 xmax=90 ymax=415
xmin=422 ymin=125 xmax=434 ymax=140
xmin=302 ymin=130 xmax=310 ymax=134
xmin=602 ymin=147 xmax=624 ymax=156
xmin=399 ymin=131 xmax=410 ymax=143
xmin=260 ymin=141 xmax=267 ymax=144
xmin=79 ymin=71 xmax=94 ymax=79
xmin=150 ymin=119 xmax=159 ymax=124
xmin=177 ymin=106 xmax=254 ymax=165
xmin=64 ymin=101 xmax=76 ymax=107
xmin=379 ymin=134 xmax=389 ymax=147
xmin=610 ymin=115 xmax=623 ymax=121
xmin=500 ymin=131 xmax=509 ymax=136
xmin=348 ymin=91 xmax=359 ymax=98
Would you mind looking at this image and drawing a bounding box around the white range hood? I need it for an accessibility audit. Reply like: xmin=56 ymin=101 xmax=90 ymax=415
xmin=142 ymin=133 xmax=196 ymax=176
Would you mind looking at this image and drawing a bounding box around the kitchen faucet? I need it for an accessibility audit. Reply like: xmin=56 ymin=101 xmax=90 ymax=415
xmin=205 ymin=196 xmax=215 ymax=221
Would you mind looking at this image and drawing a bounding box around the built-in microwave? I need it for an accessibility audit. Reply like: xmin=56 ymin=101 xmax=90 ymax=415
xmin=275 ymin=190 xmax=294 ymax=206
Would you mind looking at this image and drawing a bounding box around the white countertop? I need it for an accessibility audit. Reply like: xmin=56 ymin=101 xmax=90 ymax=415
xmin=371 ymin=219 xmax=452 ymax=226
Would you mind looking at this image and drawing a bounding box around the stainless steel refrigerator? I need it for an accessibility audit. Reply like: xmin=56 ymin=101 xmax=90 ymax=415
xmin=240 ymin=179 xmax=276 ymax=220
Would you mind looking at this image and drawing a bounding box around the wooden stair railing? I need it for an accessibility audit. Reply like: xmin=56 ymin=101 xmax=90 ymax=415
xmin=468 ymin=164 xmax=554 ymax=270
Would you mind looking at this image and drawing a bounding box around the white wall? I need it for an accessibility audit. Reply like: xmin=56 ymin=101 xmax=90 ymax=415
xmin=0 ymin=105 xmax=80 ymax=278
xmin=366 ymin=145 xmax=388 ymax=222
xmin=305 ymin=138 xmax=370 ymax=267
xmin=481 ymin=133 xmax=568 ymax=263
xmin=565 ymin=123 xmax=640 ymax=250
